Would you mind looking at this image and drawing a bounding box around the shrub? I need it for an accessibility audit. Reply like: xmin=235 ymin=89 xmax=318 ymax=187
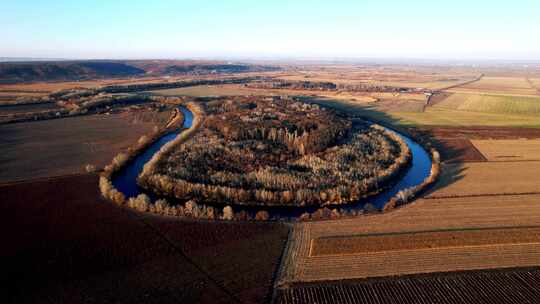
xmin=223 ymin=206 xmax=234 ymax=220
xmin=255 ymin=210 xmax=270 ymax=221
xmin=85 ymin=164 xmax=97 ymax=173
xmin=112 ymin=152 xmax=129 ymax=168
xmin=127 ymin=194 xmax=151 ymax=212
xmin=154 ymin=199 xmax=170 ymax=214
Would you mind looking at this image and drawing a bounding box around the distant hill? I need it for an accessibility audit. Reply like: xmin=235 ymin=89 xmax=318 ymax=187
xmin=0 ymin=60 xmax=280 ymax=83
xmin=163 ymin=63 xmax=279 ymax=75
xmin=0 ymin=61 xmax=145 ymax=83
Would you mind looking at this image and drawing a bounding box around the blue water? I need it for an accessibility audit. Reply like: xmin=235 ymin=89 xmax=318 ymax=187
xmin=111 ymin=106 xmax=432 ymax=220
xmin=112 ymin=107 xmax=193 ymax=198
xmin=350 ymin=133 xmax=432 ymax=210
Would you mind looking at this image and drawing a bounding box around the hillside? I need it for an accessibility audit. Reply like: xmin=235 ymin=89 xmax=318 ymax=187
xmin=0 ymin=60 xmax=280 ymax=83
xmin=0 ymin=61 xmax=146 ymax=83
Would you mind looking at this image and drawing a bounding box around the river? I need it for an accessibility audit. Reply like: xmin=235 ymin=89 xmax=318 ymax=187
xmin=111 ymin=106 xmax=432 ymax=220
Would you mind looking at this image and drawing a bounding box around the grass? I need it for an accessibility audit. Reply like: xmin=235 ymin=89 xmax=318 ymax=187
xmin=313 ymin=97 xmax=540 ymax=128
xmin=434 ymin=93 xmax=540 ymax=115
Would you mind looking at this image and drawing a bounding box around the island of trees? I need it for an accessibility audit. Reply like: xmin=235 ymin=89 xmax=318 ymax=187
xmin=138 ymin=96 xmax=411 ymax=207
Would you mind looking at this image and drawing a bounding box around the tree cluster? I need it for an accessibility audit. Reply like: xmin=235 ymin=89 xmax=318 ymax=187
xmin=140 ymin=98 xmax=411 ymax=207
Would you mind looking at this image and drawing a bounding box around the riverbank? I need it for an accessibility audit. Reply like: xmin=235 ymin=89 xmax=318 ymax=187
xmin=101 ymin=99 xmax=437 ymax=221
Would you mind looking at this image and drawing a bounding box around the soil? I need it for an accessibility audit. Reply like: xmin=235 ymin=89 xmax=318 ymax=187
xmin=0 ymin=174 xmax=289 ymax=304
xmin=276 ymin=267 xmax=540 ymax=304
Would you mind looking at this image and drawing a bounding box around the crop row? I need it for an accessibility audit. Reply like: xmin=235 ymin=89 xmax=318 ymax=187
xmin=276 ymin=267 xmax=540 ymax=304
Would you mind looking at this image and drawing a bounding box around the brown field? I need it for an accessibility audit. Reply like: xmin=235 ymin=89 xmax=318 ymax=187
xmin=432 ymin=138 xmax=487 ymax=162
xmin=277 ymin=194 xmax=540 ymax=284
xmin=471 ymin=139 xmax=540 ymax=161
xmin=449 ymin=76 xmax=538 ymax=96
xmin=0 ymin=102 xmax=63 ymax=114
xmin=276 ymin=122 xmax=540 ymax=285
xmin=311 ymin=227 xmax=540 ymax=256
xmin=0 ymin=110 xmax=169 ymax=182
xmin=0 ymin=174 xmax=288 ymax=304
xmin=427 ymin=161 xmax=540 ymax=198
xmin=275 ymin=66 xmax=478 ymax=90
xmin=420 ymin=126 xmax=540 ymax=139
xmin=148 ymin=84 xmax=288 ymax=96
xmin=0 ymin=74 xmax=249 ymax=99
xmin=277 ymin=121 xmax=540 ymax=286
xmin=276 ymin=267 xmax=540 ymax=304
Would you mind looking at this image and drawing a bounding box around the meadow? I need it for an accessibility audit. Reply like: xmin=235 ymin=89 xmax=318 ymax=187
xmin=312 ymin=96 xmax=540 ymax=127
xmin=433 ymin=93 xmax=540 ymax=115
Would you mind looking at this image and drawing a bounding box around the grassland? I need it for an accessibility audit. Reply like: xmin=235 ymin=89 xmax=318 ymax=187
xmin=0 ymin=110 xmax=169 ymax=182
xmin=433 ymin=93 xmax=540 ymax=115
xmin=312 ymin=97 xmax=540 ymax=127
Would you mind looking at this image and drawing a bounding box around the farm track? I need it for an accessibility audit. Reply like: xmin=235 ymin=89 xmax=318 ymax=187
xmin=276 ymin=267 xmax=540 ymax=304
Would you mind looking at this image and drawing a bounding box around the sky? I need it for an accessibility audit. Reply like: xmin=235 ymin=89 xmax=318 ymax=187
xmin=1 ymin=0 xmax=539 ymax=60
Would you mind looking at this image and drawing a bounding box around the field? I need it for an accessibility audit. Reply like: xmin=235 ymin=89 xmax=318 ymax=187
xmin=0 ymin=102 xmax=63 ymax=114
xmin=470 ymin=139 xmax=540 ymax=161
xmin=274 ymin=66 xmax=479 ymax=90
xmin=0 ymin=110 xmax=169 ymax=182
xmin=312 ymin=96 xmax=540 ymax=127
xmin=432 ymin=93 xmax=540 ymax=115
xmin=4 ymin=63 xmax=540 ymax=303
xmin=431 ymin=138 xmax=486 ymax=162
xmin=427 ymin=161 xmax=540 ymax=198
xmin=148 ymin=84 xmax=285 ymax=96
xmin=277 ymin=194 xmax=540 ymax=284
xmin=449 ymin=76 xmax=538 ymax=96
xmin=310 ymin=227 xmax=540 ymax=256
xmin=275 ymin=95 xmax=540 ymax=295
xmin=276 ymin=267 xmax=540 ymax=304
xmin=0 ymin=174 xmax=289 ymax=304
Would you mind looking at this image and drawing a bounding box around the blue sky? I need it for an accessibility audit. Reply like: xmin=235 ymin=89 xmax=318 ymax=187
xmin=1 ymin=0 xmax=539 ymax=60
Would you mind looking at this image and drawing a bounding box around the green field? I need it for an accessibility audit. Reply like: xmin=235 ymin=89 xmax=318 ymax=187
xmin=313 ymin=97 xmax=540 ymax=128
xmin=434 ymin=93 xmax=540 ymax=115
